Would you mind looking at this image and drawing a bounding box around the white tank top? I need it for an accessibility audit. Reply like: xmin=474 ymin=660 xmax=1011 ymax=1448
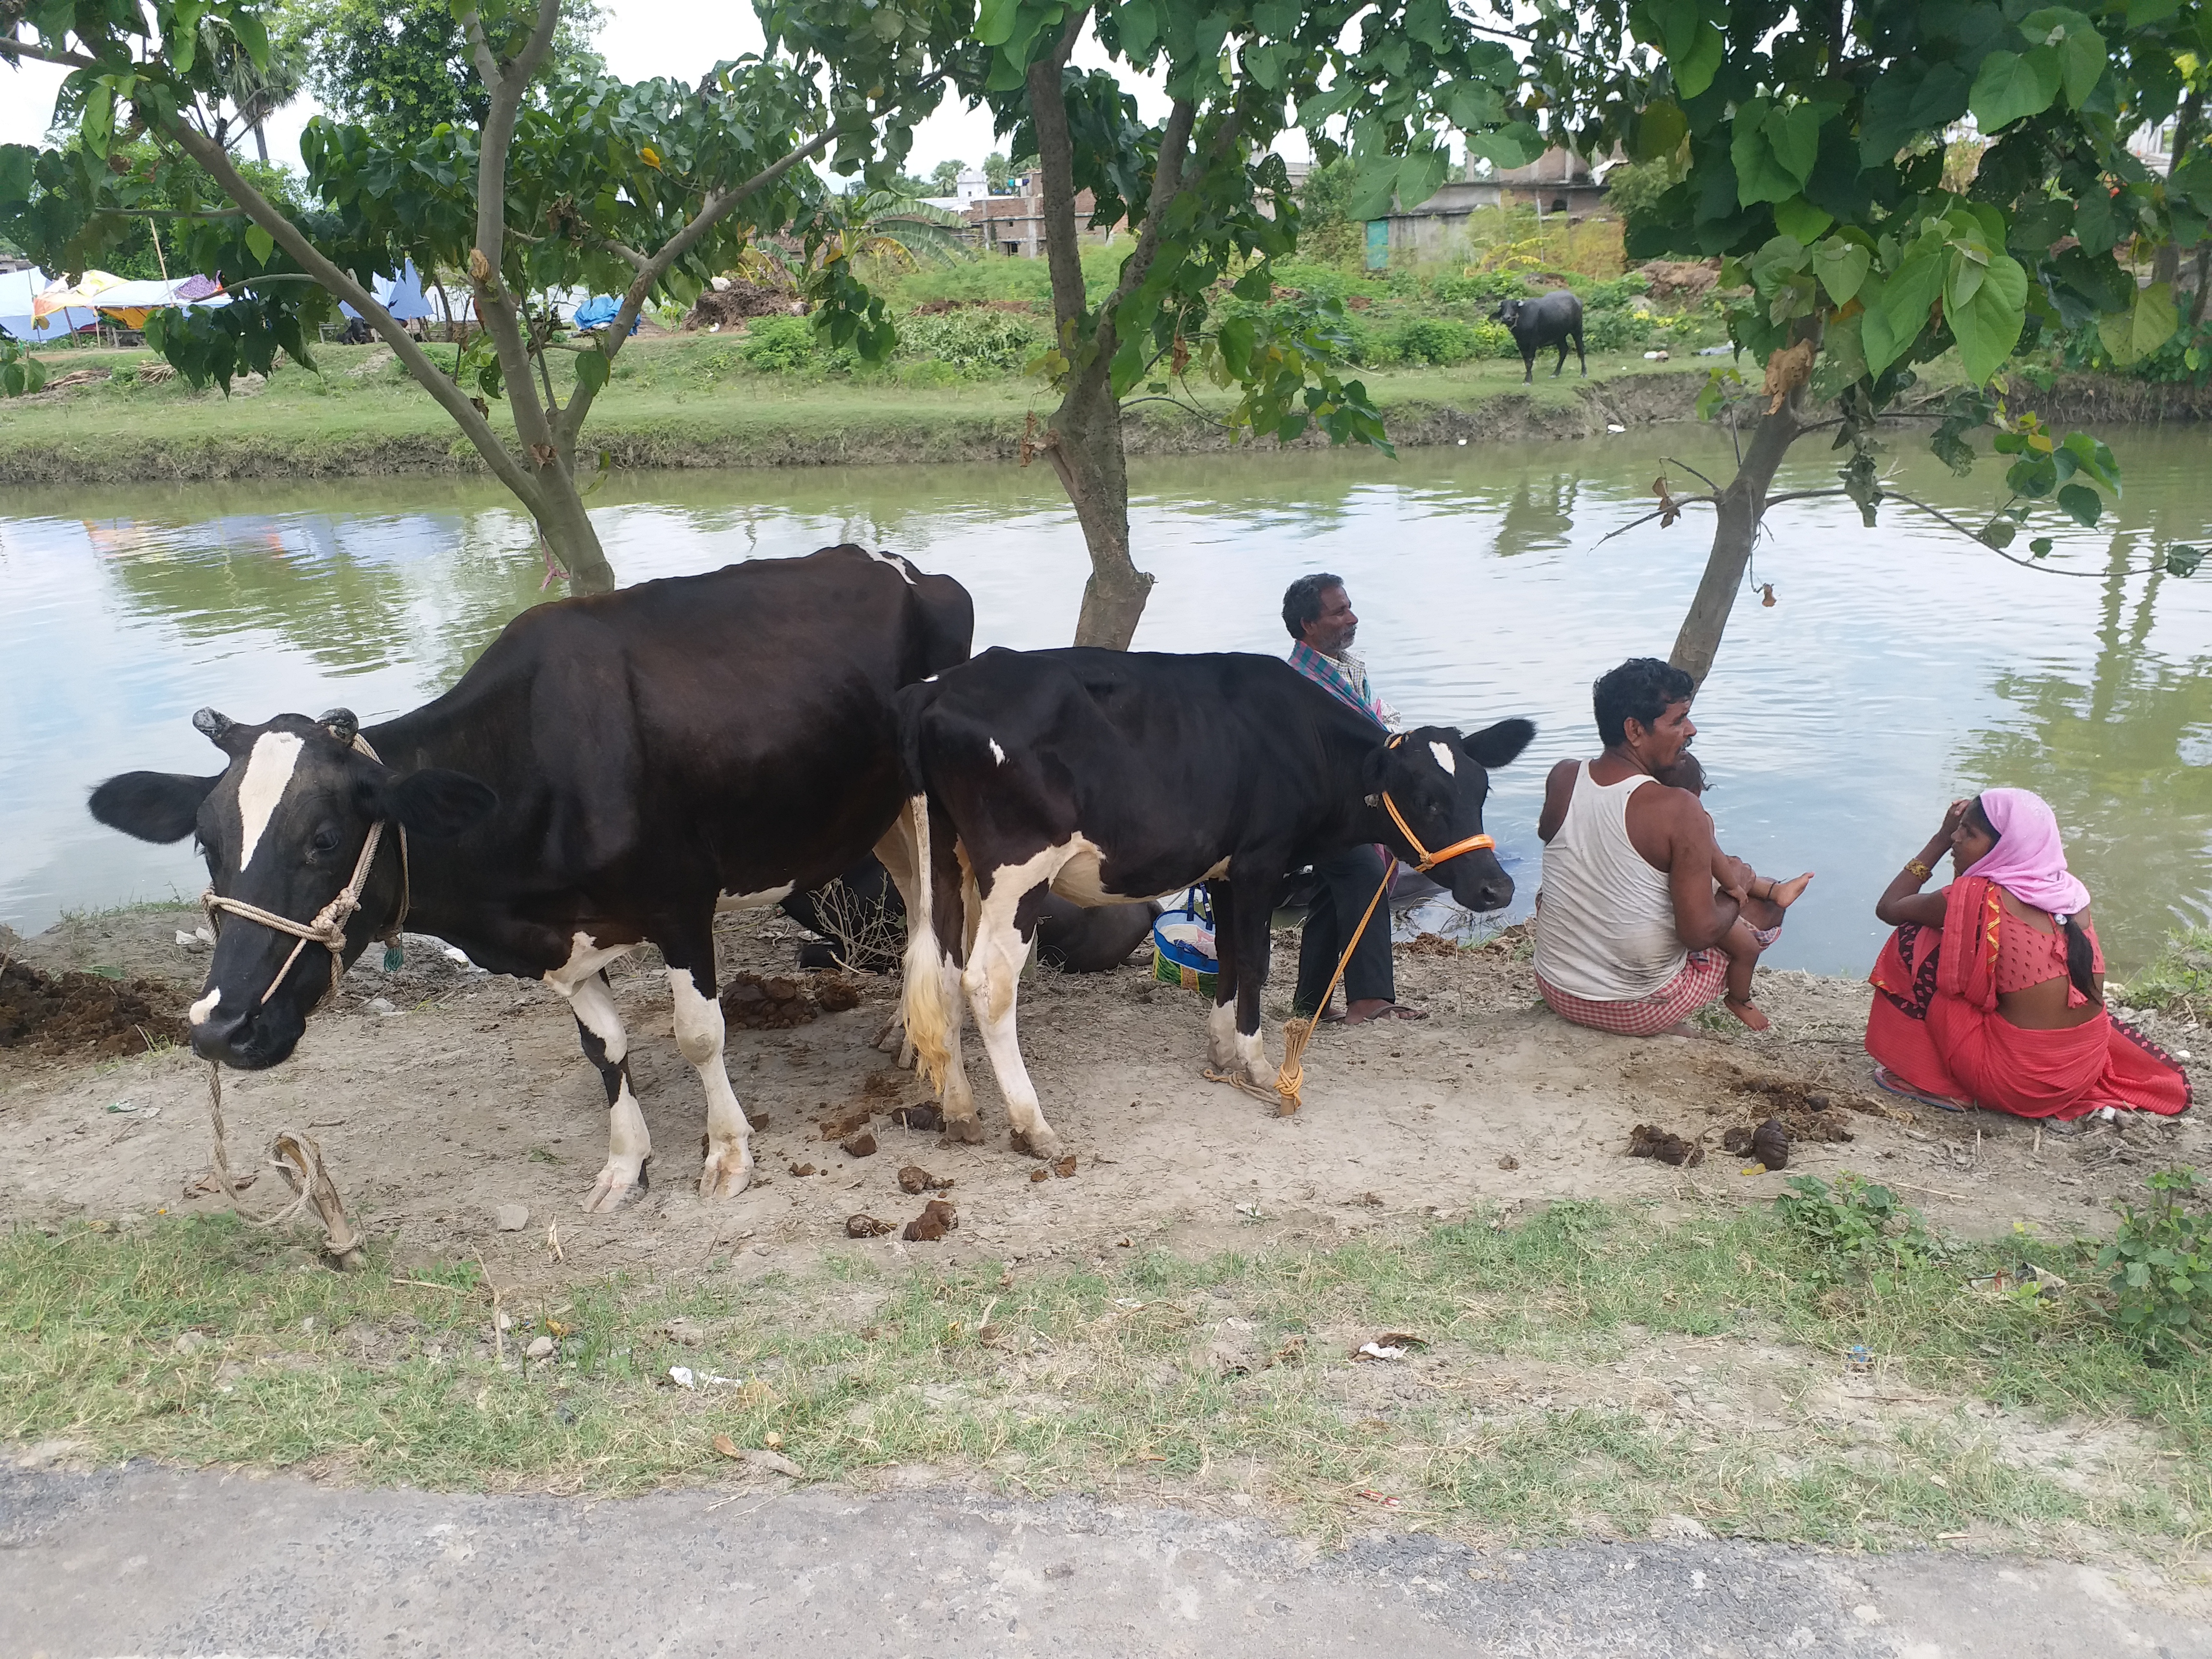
xmin=1534 ymin=763 xmax=1687 ymax=1000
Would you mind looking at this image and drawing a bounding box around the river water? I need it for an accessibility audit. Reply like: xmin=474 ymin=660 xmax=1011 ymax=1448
xmin=3 ymin=427 xmax=2208 ymax=976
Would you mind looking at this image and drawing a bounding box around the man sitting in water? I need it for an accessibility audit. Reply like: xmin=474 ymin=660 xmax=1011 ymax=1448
xmin=1533 ymin=658 xmax=1798 ymax=1036
xmin=1281 ymin=572 xmax=1425 ymax=1024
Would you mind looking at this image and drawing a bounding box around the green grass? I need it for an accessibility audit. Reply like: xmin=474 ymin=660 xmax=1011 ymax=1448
xmin=2119 ymin=926 xmax=2212 ymax=1018
xmin=4 ymin=1196 xmax=2204 ymax=1551
xmin=0 ymin=333 xmax=1697 ymax=483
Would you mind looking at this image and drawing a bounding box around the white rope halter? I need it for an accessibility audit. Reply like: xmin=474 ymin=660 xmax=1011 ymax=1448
xmin=199 ymin=731 xmax=410 ymax=1012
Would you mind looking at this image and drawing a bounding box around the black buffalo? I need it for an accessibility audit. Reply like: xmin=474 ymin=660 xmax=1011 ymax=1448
xmin=87 ymin=545 xmax=972 ymax=1212
xmin=893 ymin=647 xmax=1534 ymax=1156
xmin=1496 ymin=290 xmax=1586 ymax=383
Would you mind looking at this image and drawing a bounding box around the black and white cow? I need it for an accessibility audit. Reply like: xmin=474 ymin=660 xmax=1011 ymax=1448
xmin=894 ymin=647 xmax=1535 ymax=1156
xmin=87 ymin=545 xmax=972 ymax=1211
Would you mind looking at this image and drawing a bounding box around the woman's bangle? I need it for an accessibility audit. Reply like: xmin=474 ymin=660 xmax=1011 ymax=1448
xmin=1905 ymin=859 xmax=1933 ymax=880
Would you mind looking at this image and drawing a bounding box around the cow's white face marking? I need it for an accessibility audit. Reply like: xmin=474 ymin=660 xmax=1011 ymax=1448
xmin=236 ymin=731 xmax=304 ymax=872
xmin=188 ymin=986 xmax=222 ymax=1025
xmin=989 ymin=739 xmax=1006 ymax=767
xmin=714 ymin=883 xmax=794 ymax=914
xmin=866 ymin=549 xmax=916 ymax=585
xmin=1429 ymin=741 xmax=1456 ymax=776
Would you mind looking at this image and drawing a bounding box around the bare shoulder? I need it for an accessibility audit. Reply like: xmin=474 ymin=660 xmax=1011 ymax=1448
xmin=1543 ymin=757 xmax=1581 ymax=797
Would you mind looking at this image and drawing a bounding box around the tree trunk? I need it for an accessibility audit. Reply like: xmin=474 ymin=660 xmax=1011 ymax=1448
xmin=2192 ymin=244 xmax=2212 ymax=327
xmin=1668 ymin=398 xmax=1803 ymax=686
xmin=1049 ymin=368 xmax=1153 ymax=648
xmin=252 ymin=122 xmax=269 ymax=165
xmin=534 ymin=458 xmax=616 ymax=594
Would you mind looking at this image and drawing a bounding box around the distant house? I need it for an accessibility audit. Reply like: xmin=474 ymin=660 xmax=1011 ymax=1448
xmin=959 ymin=180 xmax=1127 ymax=257
xmin=1364 ymin=147 xmax=1613 ymax=266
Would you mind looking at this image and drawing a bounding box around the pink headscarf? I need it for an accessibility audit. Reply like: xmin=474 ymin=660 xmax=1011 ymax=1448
xmin=1962 ymin=788 xmax=2092 ymax=919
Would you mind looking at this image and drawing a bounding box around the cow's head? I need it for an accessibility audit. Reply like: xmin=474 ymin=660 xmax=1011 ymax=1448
xmin=1365 ymin=719 xmax=1536 ymax=913
xmin=1495 ymin=298 xmax=1523 ymax=328
xmin=87 ymin=708 xmax=495 ymax=1069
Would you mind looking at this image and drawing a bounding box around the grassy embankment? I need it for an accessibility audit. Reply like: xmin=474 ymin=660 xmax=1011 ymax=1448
xmin=5 ymin=1186 xmax=2205 ymax=1554
xmin=0 ymin=232 xmax=1718 ymax=483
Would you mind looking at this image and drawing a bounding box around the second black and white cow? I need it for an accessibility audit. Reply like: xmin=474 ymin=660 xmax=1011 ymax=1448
xmin=87 ymin=545 xmax=972 ymax=1211
xmin=895 ymin=647 xmax=1535 ymax=1156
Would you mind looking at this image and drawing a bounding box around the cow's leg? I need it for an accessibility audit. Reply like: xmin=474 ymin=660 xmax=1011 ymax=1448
xmin=1552 ymin=334 xmax=1569 ymax=377
xmin=1225 ymin=874 xmax=1280 ymax=1090
xmin=545 ymin=947 xmax=649 ymax=1214
xmin=1521 ymin=347 xmax=1535 ymax=385
xmin=1574 ymin=324 xmax=1587 ymax=377
xmin=1207 ymin=880 xmax=1241 ymax=1073
xmin=964 ymin=854 xmax=1071 ymax=1159
xmin=661 ymin=930 xmax=753 ymax=1202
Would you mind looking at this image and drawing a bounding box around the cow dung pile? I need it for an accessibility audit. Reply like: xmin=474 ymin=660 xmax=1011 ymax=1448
xmin=1627 ymin=1122 xmax=1705 ymax=1167
xmin=0 ymin=959 xmax=188 ymax=1058
xmin=720 ymin=970 xmax=863 ymax=1030
xmin=679 ymin=281 xmax=804 ymax=330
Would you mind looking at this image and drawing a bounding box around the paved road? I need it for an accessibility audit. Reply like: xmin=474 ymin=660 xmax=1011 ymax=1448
xmin=2 ymin=1460 xmax=2204 ymax=1658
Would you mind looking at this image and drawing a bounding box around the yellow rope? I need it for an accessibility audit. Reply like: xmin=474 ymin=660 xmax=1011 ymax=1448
xmin=1274 ymin=854 xmax=1397 ymax=1117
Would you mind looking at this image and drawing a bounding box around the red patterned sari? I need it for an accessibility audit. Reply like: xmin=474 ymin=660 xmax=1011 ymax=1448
xmin=1865 ymin=877 xmax=2190 ymax=1120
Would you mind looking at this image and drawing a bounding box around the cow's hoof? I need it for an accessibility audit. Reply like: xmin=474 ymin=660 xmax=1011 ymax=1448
xmin=1009 ymin=1124 xmax=1062 ymax=1161
xmin=698 ymin=1142 xmax=754 ymax=1200
xmin=581 ymin=1157 xmax=645 ymax=1213
xmin=869 ymin=1011 xmax=906 ymax=1056
xmin=942 ymin=1114 xmax=986 ymax=1145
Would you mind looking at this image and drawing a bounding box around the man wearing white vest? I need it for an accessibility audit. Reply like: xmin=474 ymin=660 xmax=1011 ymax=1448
xmin=1533 ymin=657 xmax=1777 ymax=1036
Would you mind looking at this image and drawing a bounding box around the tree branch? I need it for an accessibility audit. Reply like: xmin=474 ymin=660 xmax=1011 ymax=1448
xmin=1029 ymin=28 xmax=1094 ymax=342
xmin=0 ymin=37 xmax=99 ymax=71
xmin=165 ymin=123 xmax=545 ymax=514
xmin=1597 ymin=494 xmax=1720 ymax=544
xmin=1882 ymin=490 xmax=2171 ymax=577
xmin=1660 ymin=455 xmax=1724 ymax=492
xmin=458 ymin=0 xmax=561 ymax=460
xmin=1086 ymin=96 xmax=1199 ymax=373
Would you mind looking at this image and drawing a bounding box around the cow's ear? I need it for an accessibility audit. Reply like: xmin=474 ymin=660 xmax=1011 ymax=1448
xmin=89 ymin=771 xmax=221 ymax=844
xmin=366 ymin=768 xmax=499 ymax=841
xmin=1463 ymin=718 xmax=1536 ymax=769
xmin=1361 ymin=742 xmax=1395 ymax=793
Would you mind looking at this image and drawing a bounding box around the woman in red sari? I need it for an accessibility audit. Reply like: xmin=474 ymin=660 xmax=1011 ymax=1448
xmin=1865 ymin=790 xmax=2190 ymax=1122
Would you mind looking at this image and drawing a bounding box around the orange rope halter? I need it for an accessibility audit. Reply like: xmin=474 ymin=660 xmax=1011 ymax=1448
xmin=1274 ymin=735 xmax=1497 ymax=1115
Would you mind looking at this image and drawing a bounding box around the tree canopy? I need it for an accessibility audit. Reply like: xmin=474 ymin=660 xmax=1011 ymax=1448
xmin=1505 ymin=0 xmax=2211 ymax=675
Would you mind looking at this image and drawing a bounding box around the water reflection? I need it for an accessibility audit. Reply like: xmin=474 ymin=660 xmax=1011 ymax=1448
xmin=2 ymin=429 xmax=2206 ymax=977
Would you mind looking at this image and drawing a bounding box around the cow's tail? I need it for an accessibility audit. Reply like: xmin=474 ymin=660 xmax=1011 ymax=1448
xmin=898 ymin=790 xmax=957 ymax=1093
xmin=895 ymin=688 xmax=957 ymax=1093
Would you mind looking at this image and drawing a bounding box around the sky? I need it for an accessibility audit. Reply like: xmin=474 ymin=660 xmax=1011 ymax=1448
xmin=0 ymin=1 xmax=1191 ymax=184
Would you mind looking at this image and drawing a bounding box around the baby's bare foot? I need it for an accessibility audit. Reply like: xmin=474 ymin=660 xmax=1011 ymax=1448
xmin=1771 ymin=872 xmax=1814 ymax=909
xmin=1724 ymin=995 xmax=1771 ymax=1032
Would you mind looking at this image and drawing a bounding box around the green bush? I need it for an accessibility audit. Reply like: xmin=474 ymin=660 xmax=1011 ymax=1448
xmin=2117 ymin=926 xmax=2212 ymax=1013
xmin=2100 ymin=1167 xmax=2212 ymax=1359
xmin=1586 ymin=307 xmax=1656 ymax=353
xmin=894 ymin=309 xmax=1046 ymax=375
xmin=737 ymin=315 xmax=821 ymax=373
xmin=1775 ymin=1174 xmax=1936 ymax=1271
xmin=1389 ymin=316 xmax=1479 ymax=365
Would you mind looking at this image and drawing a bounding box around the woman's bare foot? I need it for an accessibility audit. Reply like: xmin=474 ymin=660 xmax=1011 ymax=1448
xmin=1724 ymin=995 xmax=1771 ymax=1032
xmin=1769 ymin=872 xmax=1815 ymax=909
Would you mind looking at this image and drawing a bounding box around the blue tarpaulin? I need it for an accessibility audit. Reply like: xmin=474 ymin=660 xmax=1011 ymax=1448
xmin=571 ymin=295 xmax=634 ymax=333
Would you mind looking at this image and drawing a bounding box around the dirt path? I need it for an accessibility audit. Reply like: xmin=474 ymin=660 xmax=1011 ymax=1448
xmin=8 ymin=1462 xmax=2208 ymax=1659
xmin=4 ymin=905 xmax=2202 ymax=1286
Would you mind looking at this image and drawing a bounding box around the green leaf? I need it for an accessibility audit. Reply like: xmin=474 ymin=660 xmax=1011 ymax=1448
xmin=2020 ymin=7 xmax=2106 ymax=107
xmin=2057 ymin=482 xmax=2102 ymax=525
xmin=1673 ymin=18 xmax=1725 ymax=98
xmin=574 ymin=347 xmax=611 ymax=396
xmin=2096 ymin=282 xmax=2179 ymax=365
xmin=1969 ymin=48 xmax=2062 ymax=132
xmin=977 ymin=0 xmax=1023 ymax=47
xmin=2059 ymin=430 xmax=2120 ymax=491
xmin=1395 ymin=145 xmax=1449 ymax=211
xmin=1774 ymin=197 xmax=1834 ymax=244
xmin=2030 ymin=537 xmax=2055 ymax=556
xmin=2165 ymin=544 xmax=2205 ymax=577
xmin=82 ymin=81 xmax=114 ymax=159
xmin=1628 ymin=98 xmax=1688 ymax=162
xmin=1948 ymin=252 xmax=2029 ymax=385
xmin=1811 ymin=237 xmax=1871 ymax=304
xmin=244 ymin=224 xmax=275 ymax=267
xmin=1465 ymin=122 xmax=1544 ymax=171
xmin=1764 ymin=104 xmax=1822 ymax=189
xmin=0 ymin=144 xmax=32 ymax=207
xmin=1217 ymin=315 xmax=1255 ymax=379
